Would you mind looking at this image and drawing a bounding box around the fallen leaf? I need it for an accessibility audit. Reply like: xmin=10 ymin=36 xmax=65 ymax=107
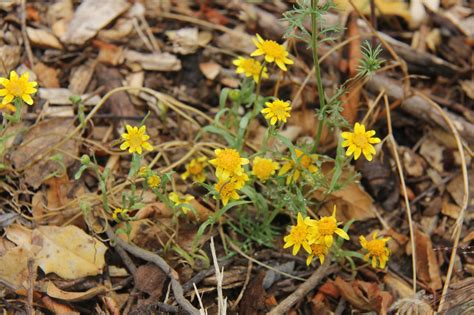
xmin=166 ymin=27 xmax=201 ymax=55
xmin=26 ymin=27 xmax=63 ymax=49
xmin=400 ymin=146 xmax=426 ymax=177
xmin=33 ymin=62 xmax=60 ymax=88
xmin=414 ymin=228 xmax=442 ymax=290
xmin=239 ymin=271 xmax=267 ymax=315
xmin=334 ymin=277 xmax=394 ymax=314
xmin=10 ymin=118 xmax=79 ymax=188
xmin=46 ymin=281 xmax=107 ymax=302
xmin=6 ymin=224 xmax=107 ymax=280
xmin=383 ymin=273 xmax=413 ymax=299
xmin=419 ymin=136 xmax=444 ymax=172
xmin=0 ymin=45 xmax=21 ymax=72
xmin=334 ymin=0 xmax=411 ymax=23
xmin=38 ymin=88 xmax=101 ymax=105
xmin=93 ymin=40 xmax=124 ymax=66
xmin=134 ymin=263 xmax=166 ymax=302
xmin=0 ymin=246 xmax=34 ymax=290
xmin=63 ymin=0 xmax=131 ymax=45
xmin=199 ymin=62 xmax=221 ymax=80
xmin=124 ymin=50 xmax=181 ymax=71
xmin=41 ymin=296 xmax=80 ymax=314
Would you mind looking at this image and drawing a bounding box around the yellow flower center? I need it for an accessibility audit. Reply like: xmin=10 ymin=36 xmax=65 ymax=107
xmin=352 ymin=133 xmax=369 ymax=147
xmin=318 ymin=217 xmax=337 ymax=235
xmin=240 ymin=59 xmax=261 ymax=75
xmin=366 ymin=239 xmax=386 ymax=256
xmin=253 ymin=160 xmax=275 ymax=178
xmin=7 ymin=80 xmax=27 ymax=96
xmin=310 ymin=243 xmax=326 ymax=255
xmin=216 ymin=150 xmax=242 ymax=172
xmin=128 ymin=134 xmax=143 ymax=148
xmin=189 ymin=163 xmax=204 ymax=175
xmin=270 ymin=102 xmax=289 ymax=118
xmin=290 ymin=225 xmax=307 ymax=243
xmin=261 ymin=40 xmax=286 ymax=59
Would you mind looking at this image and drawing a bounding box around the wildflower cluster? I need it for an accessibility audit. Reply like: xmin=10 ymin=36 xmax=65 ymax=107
xmin=284 ymin=207 xmax=391 ymax=268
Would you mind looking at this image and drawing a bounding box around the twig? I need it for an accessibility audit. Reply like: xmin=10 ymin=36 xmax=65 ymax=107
xmin=106 ymin=226 xmax=200 ymax=315
xmin=27 ymin=258 xmax=35 ymax=315
xmin=384 ymin=95 xmax=417 ymax=294
xmin=231 ymin=259 xmax=252 ymax=310
xmin=182 ymin=259 xmax=232 ymax=293
xmin=268 ymin=257 xmax=335 ymax=315
xmin=20 ymin=0 xmax=34 ymax=67
xmin=129 ymin=301 xmax=179 ymax=314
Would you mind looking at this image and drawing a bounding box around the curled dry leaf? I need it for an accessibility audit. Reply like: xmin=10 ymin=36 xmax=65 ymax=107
xmin=26 ymin=27 xmax=63 ymax=50
xmin=334 ymin=276 xmax=394 ymax=315
xmin=5 ymin=224 xmax=107 ymax=280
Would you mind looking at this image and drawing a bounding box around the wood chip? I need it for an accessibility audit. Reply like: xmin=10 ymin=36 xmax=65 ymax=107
xmin=27 ymin=27 xmax=63 ymax=49
xmin=124 ymin=50 xmax=181 ymax=71
xmin=0 ymin=45 xmax=21 ymax=72
xmin=68 ymin=60 xmax=97 ymax=94
xmin=63 ymin=0 xmax=131 ymax=45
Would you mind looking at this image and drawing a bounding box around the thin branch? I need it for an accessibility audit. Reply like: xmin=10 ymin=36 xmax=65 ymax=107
xmin=106 ymin=226 xmax=200 ymax=315
xmin=268 ymin=257 xmax=336 ymax=315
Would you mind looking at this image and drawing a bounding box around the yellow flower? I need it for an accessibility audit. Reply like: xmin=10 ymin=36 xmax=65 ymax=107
xmin=252 ymin=157 xmax=279 ymax=182
xmin=0 ymin=71 xmax=37 ymax=105
xmin=112 ymin=208 xmax=127 ymax=221
xmin=261 ymin=99 xmax=291 ymax=125
xmin=209 ymin=148 xmax=249 ymax=181
xmin=0 ymin=103 xmax=16 ymax=112
xmin=306 ymin=242 xmax=329 ymax=266
xmin=120 ymin=125 xmax=153 ymax=154
xmin=233 ymin=57 xmax=269 ymax=83
xmin=341 ymin=122 xmax=381 ymax=161
xmin=309 ymin=206 xmax=349 ymax=247
xmin=214 ymin=179 xmax=242 ymax=206
xmin=251 ymin=34 xmax=294 ymax=71
xmin=283 ymin=212 xmax=313 ymax=256
xmin=169 ymin=192 xmax=195 ymax=214
xmin=181 ymin=157 xmax=208 ymax=183
xmin=147 ymin=175 xmax=161 ymax=188
xmin=230 ymin=172 xmax=249 ymax=189
xmin=360 ymin=231 xmax=391 ymax=269
xmin=278 ymin=148 xmax=318 ymax=184
xmin=138 ymin=166 xmax=149 ymax=177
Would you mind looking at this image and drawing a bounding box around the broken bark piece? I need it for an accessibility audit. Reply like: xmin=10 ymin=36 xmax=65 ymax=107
xmin=68 ymin=60 xmax=97 ymax=94
xmin=124 ymin=50 xmax=181 ymax=71
xmin=63 ymin=0 xmax=131 ymax=45
xmin=38 ymin=88 xmax=101 ymax=105
xmin=366 ymin=75 xmax=474 ymax=144
xmin=26 ymin=27 xmax=63 ymax=50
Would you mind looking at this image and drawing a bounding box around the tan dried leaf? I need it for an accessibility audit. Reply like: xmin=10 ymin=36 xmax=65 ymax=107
xmin=26 ymin=27 xmax=63 ymax=50
xmin=414 ymin=229 xmax=442 ymax=290
xmin=46 ymin=281 xmax=107 ymax=302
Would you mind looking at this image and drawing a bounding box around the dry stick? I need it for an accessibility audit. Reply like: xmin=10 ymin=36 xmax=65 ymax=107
xmin=267 ymin=257 xmax=335 ymax=315
xmin=384 ymin=95 xmax=417 ymax=294
xmin=20 ymin=0 xmax=34 ymax=67
xmin=231 ymin=258 xmax=253 ymax=310
xmin=105 ymin=226 xmax=200 ymax=315
xmin=413 ymin=93 xmax=470 ymax=313
xmin=27 ymin=258 xmax=35 ymax=315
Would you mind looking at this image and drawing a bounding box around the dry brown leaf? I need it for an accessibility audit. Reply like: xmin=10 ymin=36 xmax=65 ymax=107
xmin=0 ymin=45 xmax=21 ymax=72
xmin=26 ymin=27 xmax=63 ymax=49
xmin=314 ymin=164 xmax=376 ymax=221
xmin=0 ymin=246 xmax=34 ymax=290
xmin=383 ymin=273 xmax=413 ymax=299
xmin=97 ymin=18 xmax=133 ymax=42
xmin=10 ymin=118 xmax=79 ymax=188
xmin=6 ymin=224 xmax=107 ymax=280
xmin=46 ymin=281 xmax=107 ymax=302
xmin=124 ymin=50 xmax=181 ymax=71
xmin=334 ymin=0 xmax=411 ymax=22
xmin=199 ymin=62 xmax=221 ymax=80
xmin=414 ymin=228 xmax=442 ymax=290
xmin=93 ymin=40 xmax=124 ymax=66
xmin=419 ymin=136 xmax=444 ymax=172
xmin=63 ymin=0 xmax=130 ymax=45
xmin=32 ymin=174 xmax=87 ymax=226
xmin=41 ymin=295 xmax=80 ymax=314
xmin=400 ymin=146 xmax=426 ymax=177
xmin=134 ymin=264 xmax=166 ymax=301
xmin=334 ymin=277 xmax=394 ymax=314
xmin=32 ymin=62 xmax=60 ymax=88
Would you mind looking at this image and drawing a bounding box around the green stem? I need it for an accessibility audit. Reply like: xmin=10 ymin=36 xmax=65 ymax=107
xmin=310 ymin=0 xmax=326 ymax=153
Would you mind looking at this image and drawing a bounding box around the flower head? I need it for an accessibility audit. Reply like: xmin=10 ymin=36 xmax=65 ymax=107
xmin=309 ymin=206 xmax=349 ymax=247
xmin=230 ymin=172 xmax=249 ymax=189
xmin=261 ymin=99 xmax=291 ymax=125
xmin=209 ymin=148 xmax=249 ymax=181
xmin=214 ymin=179 xmax=241 ymax=206
xmin=147 ymin=175 xmax=161 ymax=188
xmin=138 ymin=166 xmax=150 ymax=177
xmin=360 ymin=231 xmax=391 ymax=269
xmin=251 ymin=34 xmax=293 ymax=71
xmin=169 ymin=192 xmax=195 ymax=214
xmin=342 ymin=122 xmax=381 ymax=161
xmin=120 ymin=125 xmax=153 ymax=154
xmin=233 ymin=57 xmax=268 ymax=83
xmin=181 ymin=157 xmax=208 ymax=183
xmin=283 ymin=212 xmax=313 ymax=256
xmin=306 ymin=242 xmax=329 ymax=266
xmin=278 ymin=148 xmax=318 ymax=184
xmin=112 ymin=208 xmax=128 ymax=221
xmin=252 ymin=157 xmax=279 ymax=182
xmin=0 ymin=71 xmax=38 ymax=105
